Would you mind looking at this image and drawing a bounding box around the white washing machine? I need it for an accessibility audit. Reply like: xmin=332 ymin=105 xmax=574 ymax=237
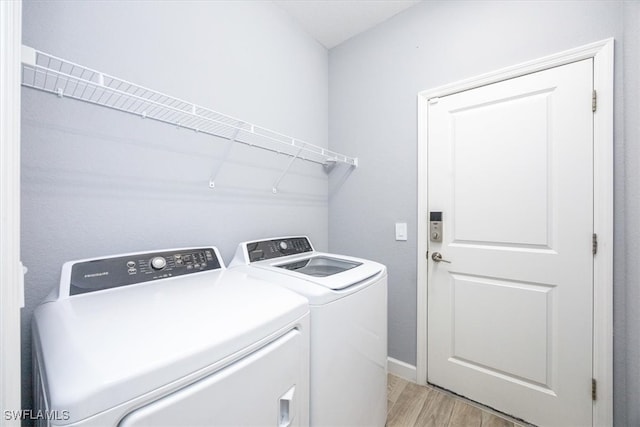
xmin=229 ymin=236 xmax=387 ymax=427
xmin=32 ymin=246 xmax=310 ymax=426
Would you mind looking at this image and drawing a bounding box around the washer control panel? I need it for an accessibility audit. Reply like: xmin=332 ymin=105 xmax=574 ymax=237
xmin=69 ymin=248 xmax=221 ymax=295
xmin=247 ymin=237 xmax=313 ymax=262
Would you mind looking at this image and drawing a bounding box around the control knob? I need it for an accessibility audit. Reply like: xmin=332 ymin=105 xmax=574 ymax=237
xmin=279 ymin=241 xmax=288 ymax=251
xmin=150 ymin=256 xmax=167 ymax=270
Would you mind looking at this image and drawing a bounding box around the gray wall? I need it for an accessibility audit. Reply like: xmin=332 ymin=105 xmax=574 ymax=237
xmin=328 ymin=0 xmax=639 ymax=425
xmin=21 ymin=0 xmax=329 ymax=409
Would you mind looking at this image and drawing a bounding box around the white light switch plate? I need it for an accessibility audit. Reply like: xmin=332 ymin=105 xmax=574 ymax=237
xmin=395 ymin=222 xmax=407 ymax=241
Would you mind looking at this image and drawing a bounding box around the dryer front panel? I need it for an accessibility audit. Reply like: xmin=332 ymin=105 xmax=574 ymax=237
xmin=119 ymin=326 xmax=309 ymax=427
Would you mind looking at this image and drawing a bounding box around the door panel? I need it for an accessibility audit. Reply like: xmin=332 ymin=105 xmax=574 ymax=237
xmin=451 ymin=274 xmax=554 ymax=388
xmin=427 ymin=59 xmax=593 ymax=427
xmin=452 ymin=90 xmax=552 ymax=247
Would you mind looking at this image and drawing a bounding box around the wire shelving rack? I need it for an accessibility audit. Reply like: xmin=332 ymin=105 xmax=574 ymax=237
xmin=20 ymin=45 xmax=358 ymax=193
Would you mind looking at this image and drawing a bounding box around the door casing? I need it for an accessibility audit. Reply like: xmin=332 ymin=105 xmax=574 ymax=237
xmin=416 ymin=38 xmax=614 ymax=426
xmin=0 ymin=0 xmax=23 ymax=423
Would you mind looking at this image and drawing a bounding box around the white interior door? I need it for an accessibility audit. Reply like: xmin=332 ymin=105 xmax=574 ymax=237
xmin=427 ymin=59 xmax=594 ymax=427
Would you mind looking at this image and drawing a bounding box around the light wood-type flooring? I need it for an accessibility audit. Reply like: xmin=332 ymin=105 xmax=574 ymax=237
xmin=387 ymin=374 xmax=532 ymax=427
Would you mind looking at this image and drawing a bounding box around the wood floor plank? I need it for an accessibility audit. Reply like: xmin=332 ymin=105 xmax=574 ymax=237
xmin=413 ymin=387 xmax=456 ymax=427
xmin=481 ymin=411 xmax=515 ymax=427
xmin=386 ymin=375 xmax=521 ymax=427
xmin=447 ymin=399 xmax=483 ymax=427
xmin=387 ymin=373 xmax=408 ymax=404
xmin=386 ymin=382 xmax=430 ymax=427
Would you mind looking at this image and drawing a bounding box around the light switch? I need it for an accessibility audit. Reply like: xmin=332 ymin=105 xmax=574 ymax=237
xmin=395 ymin=222 xmax=407 ymax=241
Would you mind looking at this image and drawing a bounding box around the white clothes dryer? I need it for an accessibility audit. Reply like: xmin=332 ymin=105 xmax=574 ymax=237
xmin=230 ymin=236 xmax=387 ymax=427
xmin=32 ymin=246 xmax=310 ymax=427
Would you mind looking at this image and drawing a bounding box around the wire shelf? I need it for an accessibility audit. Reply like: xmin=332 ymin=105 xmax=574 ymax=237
xmin=20 ymin=46 xmax=358 ymax=187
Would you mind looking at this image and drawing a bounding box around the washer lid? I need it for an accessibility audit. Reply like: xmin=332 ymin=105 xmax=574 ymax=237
xmin=258 ymin=253 xmax=384 ymax=291
xmin=275 ymin=256 xmax=362 ymax=277
xmin=32 ymin=269 xmax=308 ymax=425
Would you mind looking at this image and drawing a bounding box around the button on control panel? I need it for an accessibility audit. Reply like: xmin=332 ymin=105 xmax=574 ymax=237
xmin=151 ymin=256 xmax=167 ymax=270
xmin=69 ymin=248 xmax=220 ymax=296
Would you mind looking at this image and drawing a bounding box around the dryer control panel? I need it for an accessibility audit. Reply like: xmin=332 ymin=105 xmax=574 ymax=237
xmin=68 ymin=248 xmax=221 ymax=296
xmin=247 ymin=237 xmax=313 ymax=262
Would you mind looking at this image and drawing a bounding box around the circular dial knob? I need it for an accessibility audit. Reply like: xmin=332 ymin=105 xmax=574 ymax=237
xmin=279 ymin=241 xmax=288 ymax=251
xmin=150 ymin=256 xmax=167 ymax=270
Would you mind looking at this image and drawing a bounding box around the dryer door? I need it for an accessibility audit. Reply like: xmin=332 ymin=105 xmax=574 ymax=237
xmin=119 ymin=328 xmax=308 ymax=427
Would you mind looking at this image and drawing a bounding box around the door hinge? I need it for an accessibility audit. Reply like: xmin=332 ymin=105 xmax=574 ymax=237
xmin=593 ymin=233 xmax=598 ymax=255
xmin=592 ymin=90 xmax=597 ymax=112
xmin=592 ymin=378 xmax=597 ymax=401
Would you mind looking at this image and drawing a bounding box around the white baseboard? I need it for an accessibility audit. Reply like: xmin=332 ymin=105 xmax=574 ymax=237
xmin=387 ymin=357 xmax=417 ymax=383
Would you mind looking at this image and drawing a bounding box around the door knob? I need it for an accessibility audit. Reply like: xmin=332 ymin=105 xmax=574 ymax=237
xmin=431 ymin=252 xmax=451 ymax=263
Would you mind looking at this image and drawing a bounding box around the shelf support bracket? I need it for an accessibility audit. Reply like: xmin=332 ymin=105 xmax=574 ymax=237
xmin=323 ymin=159 xmax=337 ymax=173
xmin=209 ymin=126 xmax=242 ymax=189
xmin=272 ymin=144 xmax=304 ymax=194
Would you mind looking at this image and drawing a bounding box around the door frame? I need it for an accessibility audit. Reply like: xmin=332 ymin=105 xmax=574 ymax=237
xmin=0 ymin=0 xmax=23 ymax=422
xmin=416 ymin=39 xmax=614 ymax=426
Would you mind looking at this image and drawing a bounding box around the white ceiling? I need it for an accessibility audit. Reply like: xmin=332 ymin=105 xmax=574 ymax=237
xmin=273 ymin=0 xmax=422 ymax=49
